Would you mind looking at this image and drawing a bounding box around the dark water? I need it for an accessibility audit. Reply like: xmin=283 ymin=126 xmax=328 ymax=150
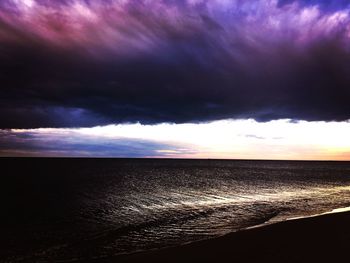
xmin=1 ymin=158 xmax=350 ymax=262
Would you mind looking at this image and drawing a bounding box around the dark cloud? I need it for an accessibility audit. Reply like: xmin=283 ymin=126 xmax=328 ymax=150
xmin=0 ymin=0 xmax=350 ymax=128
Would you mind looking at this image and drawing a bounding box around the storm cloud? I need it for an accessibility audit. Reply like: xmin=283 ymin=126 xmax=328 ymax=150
xmin=0 ymin=0 xmax=350 ymax=128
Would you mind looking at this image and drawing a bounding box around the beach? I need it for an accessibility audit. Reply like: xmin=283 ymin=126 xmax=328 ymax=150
xmin=115 ymin=209 xmax=350 ymax=263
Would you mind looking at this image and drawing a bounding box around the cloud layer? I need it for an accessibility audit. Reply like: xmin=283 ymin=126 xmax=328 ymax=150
xmin=0 ymin=128 xmax=197 ymax=157
xmin=1 ymin=0 xmax=350 ymax=128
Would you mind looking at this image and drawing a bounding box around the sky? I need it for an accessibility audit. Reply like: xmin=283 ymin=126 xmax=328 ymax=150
xmin=0 ymin=0 xmax=349 ymax=159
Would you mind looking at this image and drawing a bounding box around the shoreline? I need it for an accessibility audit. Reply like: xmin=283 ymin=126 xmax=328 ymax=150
xmin=108 ymin=206 xmax=350 ymax=263
xmin=245 ymin=205 xmax=350 ymax=230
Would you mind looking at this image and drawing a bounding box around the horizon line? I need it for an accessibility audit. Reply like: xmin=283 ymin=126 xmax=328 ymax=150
xmin=1 ymin=156 xmax=349 ymax=162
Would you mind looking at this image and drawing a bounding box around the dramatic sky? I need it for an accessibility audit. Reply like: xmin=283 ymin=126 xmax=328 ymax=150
xmin=0 ymin=0 xmax=349 ymax=159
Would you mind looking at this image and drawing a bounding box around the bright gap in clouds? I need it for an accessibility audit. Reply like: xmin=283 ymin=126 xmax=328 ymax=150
xmin=6 ymin=119 xmax=350 ymax=160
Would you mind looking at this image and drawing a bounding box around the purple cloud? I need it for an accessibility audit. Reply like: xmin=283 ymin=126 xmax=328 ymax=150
xmin=0 ymin=0 xmax=350 ymax=128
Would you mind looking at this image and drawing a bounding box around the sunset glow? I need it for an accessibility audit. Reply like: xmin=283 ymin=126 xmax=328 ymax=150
xmin=4 ymin=119 xmax=349 ymax=160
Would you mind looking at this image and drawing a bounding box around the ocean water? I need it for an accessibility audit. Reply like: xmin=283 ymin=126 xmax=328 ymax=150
xmin=1 ymin=158 xmax=350 ymax=262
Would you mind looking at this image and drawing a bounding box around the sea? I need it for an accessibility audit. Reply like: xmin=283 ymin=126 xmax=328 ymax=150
xmin=1 ymin=158 xmax=350 ymax=262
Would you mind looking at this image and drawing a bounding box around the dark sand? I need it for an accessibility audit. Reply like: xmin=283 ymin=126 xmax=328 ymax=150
xmin=108 ymin=210 xmax=350 ymax=263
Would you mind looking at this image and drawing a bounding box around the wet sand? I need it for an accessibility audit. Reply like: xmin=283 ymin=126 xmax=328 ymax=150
xmin=112 ymin=210 xmax=350 ymax=263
